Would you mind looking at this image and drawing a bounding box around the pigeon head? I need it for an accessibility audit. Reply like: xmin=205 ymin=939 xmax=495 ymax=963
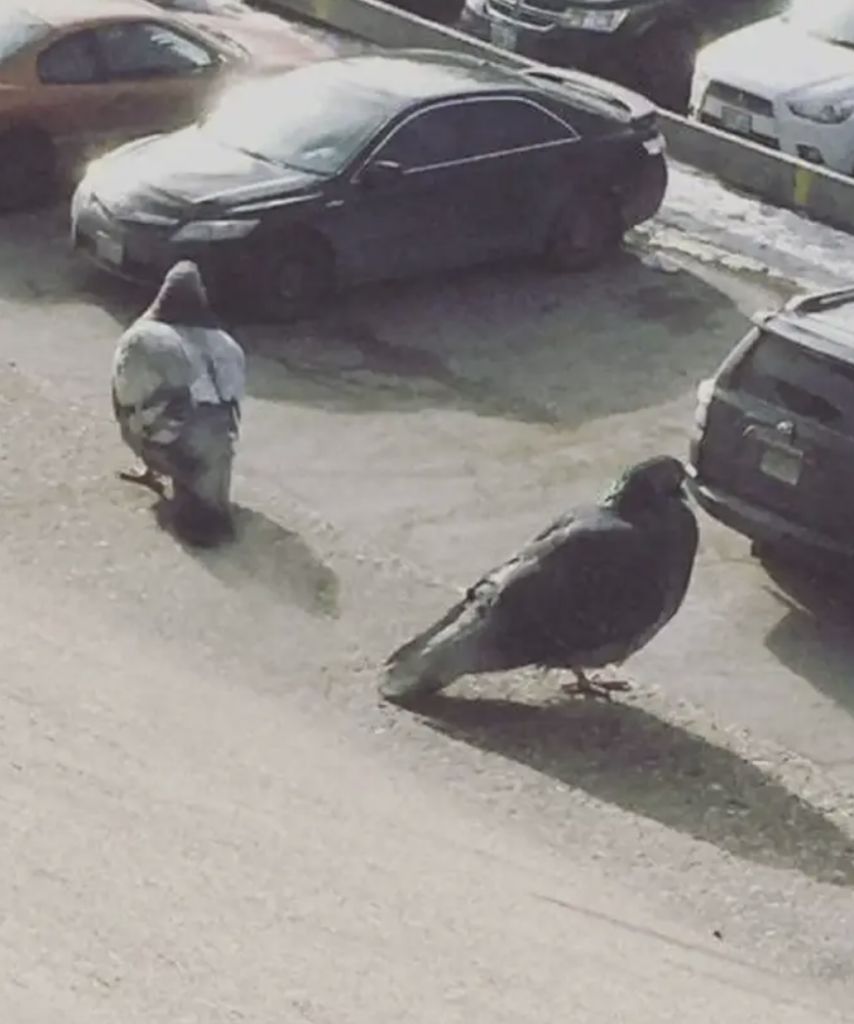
xmin=604 ymin=455 xmax=687 ymax=517
xmin=142 ymin=260 xmax=221 ymax=328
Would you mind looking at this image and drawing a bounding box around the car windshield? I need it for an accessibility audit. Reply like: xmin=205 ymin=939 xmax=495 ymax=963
xmin=734 ymin=329 xmax=854 ymax=433
xmin=0 ymin=7 xmax=51 ymax=67
xmin=202 ymin=69 xmax=394 ymax=175
xmin=784 ymin=0 xmax=854 ymax=48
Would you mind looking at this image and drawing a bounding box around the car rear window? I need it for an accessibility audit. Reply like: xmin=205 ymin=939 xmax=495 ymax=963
xmin=732 ymin=329 xmax=854 ymax=433
xmin=0 ymin=8 xmax=50 ymax=66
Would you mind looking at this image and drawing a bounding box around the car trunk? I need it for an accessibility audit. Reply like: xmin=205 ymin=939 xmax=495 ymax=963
xmin=698 ymin=328 xmax=854 ymax=543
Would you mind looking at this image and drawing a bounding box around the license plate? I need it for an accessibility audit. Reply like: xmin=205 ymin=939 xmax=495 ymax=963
xmin=490 ymin=21 xmax=518 ymax=50
xmin=95 ymin=232 xmax=123 ymax=266
xmin=759 ymin=446 xmax=802 ymax=485
xmin=720 ymin=105 xmax=753 ymax=135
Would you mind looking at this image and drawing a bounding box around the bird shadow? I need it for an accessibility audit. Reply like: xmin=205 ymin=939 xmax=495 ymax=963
xmin=760 ymin=549 xmax=854 ymax=717
xmin=411 ymin=692 xmax=854 ymax=887
xmin=155 ymin=499 xmax=340 ymax=618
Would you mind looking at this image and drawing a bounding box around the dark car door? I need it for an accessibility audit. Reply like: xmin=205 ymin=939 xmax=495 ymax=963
xmin=332 ymin=95 xmax=581 ymax=282
xmin=331 ymin=101 xmax=488 ymax=283
xmin=443 ymin=95 xmax=585 ymax=258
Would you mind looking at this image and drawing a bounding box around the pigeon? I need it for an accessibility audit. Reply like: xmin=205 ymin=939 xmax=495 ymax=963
xmin=111 ymin=260 xmax=246 ymax=546
xmin=379 ymin=455 xmax=699 ymax=707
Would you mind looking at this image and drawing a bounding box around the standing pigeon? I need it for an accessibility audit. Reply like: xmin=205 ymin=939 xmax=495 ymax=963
xmin=111 ymin=260 xmax=246 ymax=546
xmin=379 ymin=455 xmax=699 ymax=706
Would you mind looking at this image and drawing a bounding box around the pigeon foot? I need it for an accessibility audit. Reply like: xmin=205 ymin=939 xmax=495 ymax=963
xmin=561 ymin=671 xmax=631 ymax=701
xmin=118 ymin=465 xmax=166 ymax=495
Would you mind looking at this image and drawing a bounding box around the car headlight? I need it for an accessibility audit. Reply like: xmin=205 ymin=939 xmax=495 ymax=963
xmin=560 ymin=7 xmax=628 ymax=32
xmin=171 ymin=219 xmax=259 ymax=243
xmin=788 ymin=95 xmax=854 ymax=124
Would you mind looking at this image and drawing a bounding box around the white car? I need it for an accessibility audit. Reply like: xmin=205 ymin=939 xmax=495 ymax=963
xmin=689 ymin=0 xmax=854 ymax=176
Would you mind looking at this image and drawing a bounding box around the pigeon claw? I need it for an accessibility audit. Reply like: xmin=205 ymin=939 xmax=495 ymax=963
xmin=118 ymin=466 xmax=166 ymax=495
xmin=561 ymin=671 xmax=631 ymax=701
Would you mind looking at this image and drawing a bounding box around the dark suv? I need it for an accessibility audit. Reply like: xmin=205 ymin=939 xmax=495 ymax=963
xmin=458 ymin=0 xmax=787 ymax=111
xmin=688 ymin=286 xmax=854 ymax=560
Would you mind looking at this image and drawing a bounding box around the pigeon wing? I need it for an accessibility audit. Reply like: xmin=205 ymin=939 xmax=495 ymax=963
xmin=186 ymin=326 xmax=246 ymax=412
xmin=112 ymin=321 xmax=196 ymax=445
xmin=478 ymin=511 xmax=663 ymax=670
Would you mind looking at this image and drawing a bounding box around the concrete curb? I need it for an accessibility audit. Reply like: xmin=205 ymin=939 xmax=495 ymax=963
xmin=264 ymin=0 xmax=854 ymax=236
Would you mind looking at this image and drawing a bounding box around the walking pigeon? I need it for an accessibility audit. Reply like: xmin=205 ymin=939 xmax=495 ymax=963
xmin=111 ymin=260 xmax=246 ymax=545
xmin=380 ymin=455 xmax=699 ymax=706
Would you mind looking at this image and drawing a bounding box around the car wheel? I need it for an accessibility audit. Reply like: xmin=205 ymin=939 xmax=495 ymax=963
xmin=638 ymin=25 xmax=696 ymax=113
xmin=543 ymin=191 xmax=622 ymax=273
xmin=0 ymin=129 xmax=56 ymax=213
xmin=258 ymin=233 xmax=334 ymax=323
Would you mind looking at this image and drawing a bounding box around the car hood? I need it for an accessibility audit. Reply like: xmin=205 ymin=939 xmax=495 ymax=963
xmin=88 ymin=127 xmax=323 ymax=214
xmin=697 ymin=18 xmax=854 ymax=96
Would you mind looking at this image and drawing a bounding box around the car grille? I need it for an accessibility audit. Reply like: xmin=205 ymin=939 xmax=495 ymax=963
xmin=705 ymin=81 xmax=775 ymax=118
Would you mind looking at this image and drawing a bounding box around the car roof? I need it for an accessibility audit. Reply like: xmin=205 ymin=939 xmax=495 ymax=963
xmin=17 ymin=0 xmax=161 ymax=27
xmin=308 ymin=49 xmax=534 ymax=103
xmin=761 ymin=287 xmax=854 ymax=366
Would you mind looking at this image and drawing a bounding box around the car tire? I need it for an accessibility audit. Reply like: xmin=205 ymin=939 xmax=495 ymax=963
xmin=543 ymin=191 xmax=622 ymax=273
xmin=638 ymin=25 xmax=696 ymax=113
xmin=0 ymin=129 xmax=56 ymax=213
xmin=258 ymin=232 xmax=335 ymax=323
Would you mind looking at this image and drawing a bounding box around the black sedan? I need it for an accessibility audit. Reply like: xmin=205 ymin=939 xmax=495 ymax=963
xmin=71 ymin=49 xmax=669 ymax=321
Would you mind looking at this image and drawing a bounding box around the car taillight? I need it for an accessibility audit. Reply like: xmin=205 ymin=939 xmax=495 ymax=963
xmin=694 ymin=377 xmax=716 ymax=431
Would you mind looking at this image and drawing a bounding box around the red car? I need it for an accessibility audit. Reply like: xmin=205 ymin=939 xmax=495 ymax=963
xmin=0 ymin=0 xmax=332 ymax=211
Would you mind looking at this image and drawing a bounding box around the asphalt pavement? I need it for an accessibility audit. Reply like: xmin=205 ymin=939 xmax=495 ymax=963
xmin=1 ymin=202 xmax=854 ymax=1019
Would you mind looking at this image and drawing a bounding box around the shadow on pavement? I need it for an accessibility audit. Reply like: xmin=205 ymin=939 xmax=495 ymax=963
xmin=414 ymin=692 xmax=854 ymax=887
xmin=5 ymin=207 xmax=761 ymax=430
xmin=157 ymin=501 xmax=340 ymax=618
xmin=761 ymin=551 xmax=854 ymax=717
xmin=237 ymin=247 xmax=748 ymax=429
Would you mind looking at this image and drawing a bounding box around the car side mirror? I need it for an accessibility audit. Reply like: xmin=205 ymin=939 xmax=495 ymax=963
xmin=360 ymin=159 xmax=404 ymax=189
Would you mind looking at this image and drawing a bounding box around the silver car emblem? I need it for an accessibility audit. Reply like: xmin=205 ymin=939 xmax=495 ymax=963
xmin=776 ymin=419 xmax=795 ymax=439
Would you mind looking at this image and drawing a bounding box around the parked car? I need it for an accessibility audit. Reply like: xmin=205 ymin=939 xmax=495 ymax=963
xmin=0 ymin=0 xmax=329 ymax=212
xmin=458 ymin=0 xmax=787 ymax=112
xmin=690 ymin=0 xmax=854 ymax=175
xmin=688 ymin=285 xmax=854 ymax=560
xmin=70 ymin=49 xmax=668 ymax=321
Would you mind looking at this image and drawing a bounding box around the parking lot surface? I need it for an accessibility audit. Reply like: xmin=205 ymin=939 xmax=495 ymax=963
xmin=3 ymin=196 xmax=854 ymax=1015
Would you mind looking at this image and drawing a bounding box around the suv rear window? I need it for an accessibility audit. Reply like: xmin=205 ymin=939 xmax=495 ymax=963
xmin=732 ymin=328 xmax=854 ymax=433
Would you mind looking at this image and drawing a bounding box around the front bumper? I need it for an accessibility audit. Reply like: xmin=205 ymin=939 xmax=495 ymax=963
xmin=70 ymin=193 xmax=236 ymax=289
xmin=459 ymin=6 xmax=632 ymax=81
xmin=686 ymin=465 xmax=854 ymax=561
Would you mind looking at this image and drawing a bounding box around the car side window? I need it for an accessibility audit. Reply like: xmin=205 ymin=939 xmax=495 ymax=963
xmin=37 ymin=32 xmax=100 ymax=86
xmin=95 ymin=21 xmax=216 ymax=81
xmin=376 ymin=105 xmax=471 ymax=169
xmin=465 ymin=98 xmax=576 ymax=152
xmin=375 ymin=98 xmax=574 ymax=170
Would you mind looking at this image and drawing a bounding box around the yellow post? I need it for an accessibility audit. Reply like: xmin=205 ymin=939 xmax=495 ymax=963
xmin=793 ymin=166 xmax=812 ymax=208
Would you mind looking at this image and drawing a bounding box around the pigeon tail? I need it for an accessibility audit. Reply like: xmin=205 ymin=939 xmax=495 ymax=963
xmin=160 ymin=403 xmax=237 ymax=548
xmin=380 ymin=594 xmax=500 ymax=705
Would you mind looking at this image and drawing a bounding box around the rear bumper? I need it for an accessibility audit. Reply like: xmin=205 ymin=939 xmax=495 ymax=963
xmin=459 ymin=7 xmax=632 ymax=83
xmin=621 ymin=152 xmax=667 ymax=230
xmin=686 ymin=465 xmax=854 ymax=560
